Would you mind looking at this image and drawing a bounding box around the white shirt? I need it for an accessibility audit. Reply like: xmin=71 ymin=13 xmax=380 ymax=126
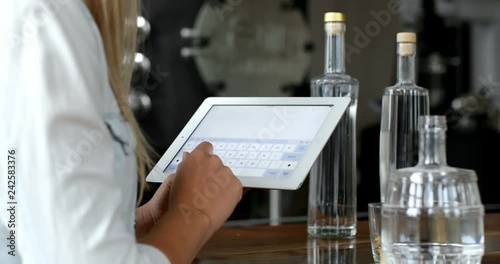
xmin=0 ymin=0 xmax=170 ymax=263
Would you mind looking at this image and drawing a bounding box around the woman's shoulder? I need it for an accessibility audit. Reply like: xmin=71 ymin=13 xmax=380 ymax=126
xmin=1 ymin=0 xmax=112 ymax=111
xmin=3 ymin=1 xmax=101 ymax=51
xmin=3 ymin=0 xmax=95 ymax=27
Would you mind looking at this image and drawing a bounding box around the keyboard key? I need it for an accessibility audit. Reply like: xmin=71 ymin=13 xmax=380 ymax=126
xmin=237 ymin=143 xmax=249 ymax=150
xmin=280 ymin=170 xmax=292 ymax=178
xmin=264 ymin=170 xmax=280 ymax=177
xmin=258 ymin=152 xmax=271 ymax=160
xmin=236 ymin=151 xmax=248 ymax=159
xmin=214 ymin=150 xmax=226 ymax=157
xmin=184 ymin=141 xmax=196 ymax=149
xmin=295 ymin=145 xmax=307 ymax=152
xmin=235 ymin=160 xmax=248 ymax=167
xmin=215 ymin=142 xmax=227 ymax=150
xmin=283 ymin=144 xmax=297 ymax=152
xmin=247 ymin=160 xmax=259 ymax=168
xmin=180 ymin=147 xmax=193 ymax=153
xmin=247 ymin=152 xmax=259 ymax=159
xmin=239 ymin=168 xmax=266 ymax=177
xmin=248 ymin=143 xmax=261 ymax=151
xmin=224 ymin=151 xmax=236 ymax=158
xmin=271 ymin=144 xmax=285 ymax=152
xmin=259 ymin=144 xmax=273 ymax=151
xmin=281 ymin=161 xmax=298 ymax=170
xmin=231 ymin=167 xmax=244 ymax=174
xmin=270 ymin=152 xmax=283 ymax=160
xmin=258 ymin=160 xmax=271 ymax=168
xmin=227 ymin=143 xmax=238 ymax=150
xmin=226 ymin=159 xmax=237 ymax=166
xmin=282 ymin=153 xmax=300 ymax=161
xmin=269 ymin=161 xmax=282 ymax=169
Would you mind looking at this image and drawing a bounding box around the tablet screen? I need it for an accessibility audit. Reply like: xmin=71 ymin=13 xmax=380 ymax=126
xmin=164 ymin=105 xmax=332 ymax=178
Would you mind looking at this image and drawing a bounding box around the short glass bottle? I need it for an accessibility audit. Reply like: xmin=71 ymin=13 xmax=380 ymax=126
xmin=382 ymin=115 xmax=485 ymax=264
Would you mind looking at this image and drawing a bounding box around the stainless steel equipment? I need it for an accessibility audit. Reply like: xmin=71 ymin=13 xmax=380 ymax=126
xmin=130 ymin=17 xmax=152 ymax=120
xmin=180 ymin=0 xmax=312 ymax=97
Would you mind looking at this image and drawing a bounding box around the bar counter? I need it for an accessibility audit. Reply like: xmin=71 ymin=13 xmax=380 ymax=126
xmin=195 ymin=213 xmax=500 ymax=263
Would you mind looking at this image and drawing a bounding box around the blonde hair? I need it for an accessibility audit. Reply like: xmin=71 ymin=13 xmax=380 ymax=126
xmin=84 ymin=0 xmax=152 ymax=204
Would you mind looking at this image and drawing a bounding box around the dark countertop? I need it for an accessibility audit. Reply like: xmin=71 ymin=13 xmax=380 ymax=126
xmin=196 ymin=213 xmax=500 ymax=263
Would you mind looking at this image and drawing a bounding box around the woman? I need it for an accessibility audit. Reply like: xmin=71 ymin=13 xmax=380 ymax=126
xmin=0 ymin=0 xmax=243 ymax=263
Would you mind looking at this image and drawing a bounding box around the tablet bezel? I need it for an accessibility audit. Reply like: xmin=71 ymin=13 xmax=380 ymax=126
xmin=146 ymin=97 xmax=351 ymax=190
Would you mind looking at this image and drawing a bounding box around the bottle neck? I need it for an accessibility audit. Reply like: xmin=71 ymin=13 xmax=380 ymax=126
xmin=418 ymin=129 xmax=447 ymax=166
xmin=397 ymin=43 xmax=416 ymax=85
xmin=324 ymin=22 xmax=346 ymax=74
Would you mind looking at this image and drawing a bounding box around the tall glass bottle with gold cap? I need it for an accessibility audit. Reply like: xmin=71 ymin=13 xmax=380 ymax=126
xmin=379 ymin=33 xmax=430 ymax=202
xmin=308 ymin=12 xmax=359 ymax=238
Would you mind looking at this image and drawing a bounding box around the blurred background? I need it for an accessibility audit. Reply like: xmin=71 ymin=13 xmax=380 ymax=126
xmin=131 ymin=0 xmax=500 ymax=225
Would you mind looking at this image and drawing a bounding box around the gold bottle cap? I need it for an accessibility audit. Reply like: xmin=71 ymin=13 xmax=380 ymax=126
xmin=324 ymin=12 xmax=345 ymax=23
xmin=397 ymin=32 xmax=417 ymax=43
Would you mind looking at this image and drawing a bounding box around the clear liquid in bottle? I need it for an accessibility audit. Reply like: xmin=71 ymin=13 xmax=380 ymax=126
xmin=379 ymin=32 xmax=429 ymax=202
xmin=308 ymin=12 xmax=359 ymax=238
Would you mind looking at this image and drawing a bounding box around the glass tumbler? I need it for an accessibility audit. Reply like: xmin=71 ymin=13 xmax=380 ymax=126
xmin=368 ymin=203 xmax=382 ymax=263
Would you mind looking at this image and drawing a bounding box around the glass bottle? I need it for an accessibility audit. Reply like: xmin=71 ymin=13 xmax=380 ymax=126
xmin=308 ymin=12 xmax=359 ymax=238
xmin=382 ymin=115 xmax=485 ymax=264
xmin=379 ymin=32 xmax=430 ymax=202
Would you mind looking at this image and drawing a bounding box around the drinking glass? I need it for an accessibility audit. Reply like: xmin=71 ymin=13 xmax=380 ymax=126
xmin=368 ymin=203 xmax=382 ymax=263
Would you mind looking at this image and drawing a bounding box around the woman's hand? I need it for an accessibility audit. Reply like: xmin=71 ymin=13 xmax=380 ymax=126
xmin=147 ymin=172 xmax=177 ymax=221
xmin=168 ymin=142 xmax=243 ymax=230
xmin=140 ymin=142 xmax=243 ymax=263
xmin=135 ymin=173 xmax=176 ymax=240
xmin=136 ymin=145 xmax=250 ymax=241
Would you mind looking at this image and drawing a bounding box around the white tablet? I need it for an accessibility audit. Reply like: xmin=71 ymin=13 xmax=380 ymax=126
xmin=146 ymin=97 xmax=350 ymax=190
